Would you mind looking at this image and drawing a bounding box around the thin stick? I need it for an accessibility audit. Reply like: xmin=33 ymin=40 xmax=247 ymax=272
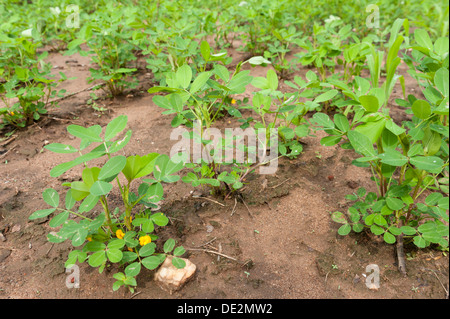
xmin=0 ymin=145 xmax=17 ymax=160
xmin=270 ymin=178 xmax=291 ymax=189
xmin=231 ymin=197 xmax=238 ymax=216
xmin=192 ymin=196 xmax=226 ymax=207
xmin=238 ymin=194 xmax=253 ymax=218
xmin=48 ymin=83 xmax=106 ymax=104
xmin=187 ymin=247 xmax=238 ymax=262
xmin=45 ymin=243 xmax=54 ymax=256
xmin=429 ymin=269 xmax=449 ymax=298
xmin=130 ymin=291 xmax=142 ymax=299
xmin=196 ymin=237 xmax=217 ymax=248
xmin=0 ymin=136 xmax=15 ymax=147
xmin=217 ymin=243 xmax=222 ymax=262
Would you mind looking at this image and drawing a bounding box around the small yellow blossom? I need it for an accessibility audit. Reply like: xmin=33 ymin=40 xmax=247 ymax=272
xmin=128 ymin=247 xmax=133 ymax=252
xmin=231 ymin=99 xmax=237 ymax=105
xmin=116 ymin=229 xmax=125 ymax=239
xmin=10 ymin=112 xmax=15 ymax=116
xmin=139 ymin=235 xmax=151 ymax=246
xmin=87 ymin=236 xmax=92 ymax=242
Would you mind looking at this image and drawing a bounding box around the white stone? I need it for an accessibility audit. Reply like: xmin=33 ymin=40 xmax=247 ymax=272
xmin=154 ymin=256 xmax=196 ymax=294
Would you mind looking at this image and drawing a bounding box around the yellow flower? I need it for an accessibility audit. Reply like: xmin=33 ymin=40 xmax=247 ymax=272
xmin=231 ymin=99 xmax=237 ymax=105
xmin=128 ymin=247 xmax=133 ymax=252
xmin=116 ymin=229 xmax=125 ymax=239
xmin=110 ymin=78 xmax=114 ymax=82
xmin=10 ymin=112 xmax=15 ymax=116
xmin=139 ymin=235 xmax=151 ymax=246
xmin=87 ymin=236 xmax=92 ymax=242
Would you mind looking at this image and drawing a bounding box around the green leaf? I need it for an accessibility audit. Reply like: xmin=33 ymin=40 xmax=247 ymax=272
xmin=410 ymin=156 xmax=444 ymax=173
xmin=107 ymin=249 xmax=123 ymax=263
xmin=359 ymin=95 xmax=379 ymax=113
xmin=122 ymin=251 xmax=138 ymax=263
xmin=71 ymin=227 xmax=88 ymax=247
xmin=123 ymin=277 xmax=137 ymax=287
xmin=47 ymin=231 xmax=66 ymax=243
xmin=50 ymin=160 xmax=80 ymax=178
xmin=49 ymin=211 xmax=69 ymax=227
xmin=385 ymin=119 xmax=405 ymax=136
xmin=331 ymin=211 xmax=347 ymax=224
xmin=176 ymin=64 xmax=192 ymax=89
xmin=386 ymin=197 xmax=404 ymax=210
xmin=334 ymin=114 xmax=349 ymax=132
xmin=200 ymin=40 xmax=211 ymax=61
xmin=267 ymin=69 xmax=279 ymax=91
xmin=43 ymin=188 xmax=60 ymax=208
xmin=229 ymin=71 xmax=253 ymax=94
xmin=172 ymin=257 xmax=186 ymax=269
xmin=152 ymin=154 xmax=183 ymax=183
xmin=108 ymin=239 xmax=125 ymax=250
xmin=139 ymin=242 xmax=156 ymax=257
xmin=378 ymin=149 xmax=408 ymax=167
xmin=320 ymin=136 xmax=341 ymax=146
xmin=414 ymin=29 xmax=433 ymax=51
xmin=173 ymin=246 xmax=186 ymax=257
xmin=124 ymin=231 xmax=138 ymax=248
xmin=370 ymin=224 xmax=385 ymax=236
xmin=374 ymin=214 xmax=388 ymax=226
xmin=29 ymin=208 xmax=56 ymax=220
xmin=65 ymin=190 xmax=76 ymax=210
xmin=438 ymin=197 xmax=449 ymax=210
xmin=422 ymin=232 xmax=443 ymax=244
xmin=104 ymin=115 xmax=128 ymax=141
xmin=132 ymin=217 xmax=154 ymax=233
xmin=141 ymin=182 xmax=164 ymax=204
xmin=85 ymin=241 xmax=106 ymax=252
xmin=50 ymin=151 xmax=105 ymax=178
xmin=90 ymin=181 xmax=113 ymax=196
xmin=79 ymin=194 xmax=100 ymax=213
xmin=413 ymin=236 xmax=427 ymax=248
xmin=354 ymin=116 xmax=386 ymax=144
xmin=88 ymin=251 xmax=106 ymax=267
xmin=122 ymin=153 xmax=159 ymax=182
xmin=151 ymin=212 xmax=169 ymax=226
xmin=434 ymin=37 xmax=449 ymax=57
xmin=125 ymin=262 xmax=141 ymax=277
xmin=248 ymin=56 xmax=271 ymax=65
xmin=434 ymin=68 xmax=449 ymax=98
xmin=425 ymin=192 xmax=442 ymax=206
xmin=142 ymin=256 xmax=163 ymax=270
xmin=163 ymin=238 xmax=176 ymax=254
xmin=411 ymin=100 xmax=431 ymax=119
xmin=67 ymin=124 xmax=102 ymax=143
xmin=347 ymin=130 xmax=376 ymax=157
xmin=44 ymin=143 xmax=78 ymax=154
xmin=190 ymin=71 xmax=211 ymax=94
xmin=314 ymin=89 xmax=338 ymax=103
xmin=113 ymin=272 xmax=126 ymax=282
xmin=98 ymin=156 xmax=127 ymax=181
xmin=313 ymin=113 xmax=334 ymax=129
xmin=353 ymin=223 xmax=364 ymax=233
xmin=213 ymin=64 xmax=230 ymax=82
xmin=401 ymin=226 xmax=417 ymax=235
xmin=383 ymin=231 xmax=396 ymax=244
xmin=389 ymin=226 xmax=402 ymax=236
xmin=109 ymin=130 xmax=132 ymax=153
xmin=338 ymin=224 xmax=351 ymax=236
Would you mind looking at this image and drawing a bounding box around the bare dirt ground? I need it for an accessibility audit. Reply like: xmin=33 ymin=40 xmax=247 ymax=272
xmin=0 ymin=44 xmax=448 ymax=300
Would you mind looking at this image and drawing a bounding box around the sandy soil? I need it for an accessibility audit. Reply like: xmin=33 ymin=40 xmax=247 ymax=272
xmin=0 ymin=44 xmax=448 ymax=300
